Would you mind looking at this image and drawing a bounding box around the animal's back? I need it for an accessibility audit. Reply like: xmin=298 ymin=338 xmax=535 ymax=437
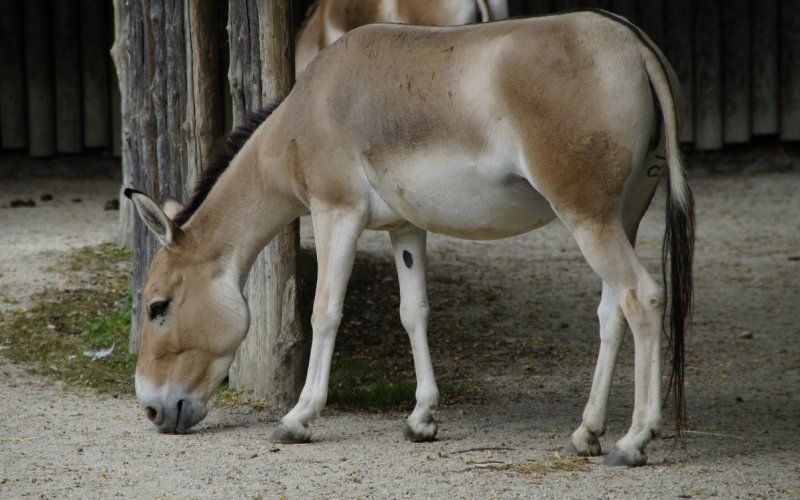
xmin=282 ymin=11 xmax=659 ymax=237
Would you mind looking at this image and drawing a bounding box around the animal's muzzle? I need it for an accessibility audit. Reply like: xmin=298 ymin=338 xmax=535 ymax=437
xmin=144 ymin=398 xmax=201 ymax=434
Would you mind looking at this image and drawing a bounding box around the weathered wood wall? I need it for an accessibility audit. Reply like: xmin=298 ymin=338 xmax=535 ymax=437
xmin=505 ymin=0 xmax=800 ymax=147
xmin=1 ymin=0 xmax=116 ymax=157
xmin=5 ymin=0 xmax=797 ymax=156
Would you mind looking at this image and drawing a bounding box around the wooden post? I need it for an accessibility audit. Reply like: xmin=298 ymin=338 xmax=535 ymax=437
xmin=693 ymin=0 xmax=722 ymax=150
xmin=608 ymin=0 xmax=637 ymax=22
xmin=637 ymin=0 xmax=663 ymax=50
xmin=722 ymin=0 xmax=750 ymax=144
xmin=0 ymin=1 xmax=27 ymax=149
xmin=25 ymin=0 xmax=56 ymax=157
xmin=665 ymin=0 xmax=693 ymax=143
xmin=54 ymin=0 xmax=83 ymax=154
xmin=751 ymin=0 xmax=779 ymax=135
xmin=81 ymin=0 xmax=112 ymax=149
xmin=111 ymin=0 xmax=135 ymax=250
xmin=780 ymin=0 xmax=800 ymax=140
xmin=227 ymin=0 xmax=306 ymax=411
xmin=184 ymin=0 xmax=222 ymax=189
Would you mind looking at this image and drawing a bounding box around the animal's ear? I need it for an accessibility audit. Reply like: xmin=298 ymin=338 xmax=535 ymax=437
xmin=124 ymin=188 xmax=181 ymax=248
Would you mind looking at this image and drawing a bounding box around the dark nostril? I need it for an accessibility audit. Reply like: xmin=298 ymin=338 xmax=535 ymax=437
xmin=145 ymin=406 xmax=158 ymax=422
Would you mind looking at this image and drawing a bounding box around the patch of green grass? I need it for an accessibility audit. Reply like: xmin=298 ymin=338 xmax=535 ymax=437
xmin=0 ymin=243 xmax=135 ymax=395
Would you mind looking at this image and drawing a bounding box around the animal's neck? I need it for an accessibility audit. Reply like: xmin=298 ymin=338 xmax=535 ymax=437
xmin=182 ymin=131 xmax=302 ymax=288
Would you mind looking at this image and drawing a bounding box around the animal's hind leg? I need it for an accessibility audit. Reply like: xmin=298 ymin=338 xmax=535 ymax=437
xmin=571 ymin=210 xmax=649 ymax=457
xmin=570 ymin=222 xmax=664 ymax=466
xmin=272 ymin=209 xmax=364 ymax=443
xmin=389 ymin=226 xmax=439 ymax=442
xmin=571 ymin=281 xmax=625 ymax=456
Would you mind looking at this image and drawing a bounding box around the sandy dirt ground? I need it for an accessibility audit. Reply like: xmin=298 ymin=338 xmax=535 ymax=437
xmin=0 ymin=161 xmax=798 ymax=498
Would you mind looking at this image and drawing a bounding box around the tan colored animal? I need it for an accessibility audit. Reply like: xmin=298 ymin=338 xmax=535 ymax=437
xmin=296 ymin=0 xmax=509 ymax=72
xmin=127 ymin=10 xmax=694 ymax=467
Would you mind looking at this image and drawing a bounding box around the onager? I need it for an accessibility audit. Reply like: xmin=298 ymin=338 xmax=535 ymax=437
xmin=296 ymin=0 xmax=509 ymax=72
xmin=127 ymin=10 xmax=694 ymax=467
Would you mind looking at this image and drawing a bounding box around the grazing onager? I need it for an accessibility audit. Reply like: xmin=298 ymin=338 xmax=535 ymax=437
xmin=127 ymin=10 xmax=694 ymax=467
xmin=296 ymin=0 xmax=509 ymax=73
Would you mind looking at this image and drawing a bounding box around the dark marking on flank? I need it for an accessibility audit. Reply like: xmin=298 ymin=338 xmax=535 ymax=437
xmin=647 ymin=165 xmax=663 ymax=178
xmin=403 ymin=250 xmax=413 ymax=269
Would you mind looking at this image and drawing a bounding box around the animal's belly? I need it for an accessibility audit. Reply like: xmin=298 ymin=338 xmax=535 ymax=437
xmin=364 ymin=158 xmax=556 ymax=240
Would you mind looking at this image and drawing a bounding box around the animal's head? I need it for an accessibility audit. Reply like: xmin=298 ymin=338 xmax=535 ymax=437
xmin=125 ymin=189 xmax=250 ymax=433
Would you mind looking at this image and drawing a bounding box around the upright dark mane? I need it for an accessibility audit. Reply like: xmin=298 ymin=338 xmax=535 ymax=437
xmin=173 ymin=101 xmax=283 ymax=226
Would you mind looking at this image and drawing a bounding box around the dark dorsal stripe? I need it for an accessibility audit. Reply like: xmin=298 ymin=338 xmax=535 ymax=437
xmin=172 ymin=101 xmax=283 ymax=226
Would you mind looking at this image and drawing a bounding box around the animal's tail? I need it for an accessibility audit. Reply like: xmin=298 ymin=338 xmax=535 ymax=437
xmin=638 ymin=22 xmax=695 ymax=440
xmin=590 ymin=8 xmax=695 ymax=439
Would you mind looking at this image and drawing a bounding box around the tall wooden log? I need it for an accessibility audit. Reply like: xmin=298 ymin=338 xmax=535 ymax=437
xmin=0 ymin=1 xmax=27 ymax=149
xmin=226 ymin=0 xmax=305 ymax=411
xmin=607 ymin=0 xmax=637 ymax=22
xmin=184 ymin=0 xmax=222 ymax=189
xmin=665 ymin=0 xmax=693 ymax=143
xmin=54 ymin=0 xmax=83 ymax=154
xmin=637 ymin=0 xmax=663 ymax=50
xmin=694 ymin=0 xmax=722 ymax=150
xmin=24 ymin=0 xmax=56 ymax=157
xmin=751 ymin=0 xmax=779 ymax=135
xmin=81 ymin=0 xmax=111 ymax=148
xmin=722 ymin=0 xmax=750 ymax=144
xmin=780 ymin=0 xmax=800 ymax=140
xmin=111 ymin=0 xmax=135 ymax=250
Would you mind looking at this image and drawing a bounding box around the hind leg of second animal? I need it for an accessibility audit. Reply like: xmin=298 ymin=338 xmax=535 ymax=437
xmin=390 ymin=226 xmax=439 ymax=442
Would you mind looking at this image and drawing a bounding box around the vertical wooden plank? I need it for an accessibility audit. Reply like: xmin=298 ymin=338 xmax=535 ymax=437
xmin=722 ymin=0 xmax=750 ymax=143
xmin=111 ymin=0 xmax=132 ymax=250
xmin=227 ymin=0 xmax=305 ymax=411
xmin=525 ymin=0 xmax=553 ymax=15
xmin=694 ymin=0 xmax=722 ymax=150
xmin=184 ymin=0 xmax=222 ymax=190
xmin=552 ymin=0 xmax=580 ymax=12
xmin=25 ymin=0 xmax=56 ymax=157
xmin=81 ymin=0 xmax=111 ymax=148
xmin=0 ymin=1 xmax=27 ymax=149
xmin=111 ymin=5 xmax=122 ymax=158
xmin=607 ymin=0 xmax=636 ymax=22
xmin=53 ymin=0 xmax=83 ymax=153
xmin=751 ymin=0 xmax=778 ymax=135
xmin=665 ymin=0 xmax=693 ymax=143
xmin=637 ymin=0 xmax=663 ymax=49
xmin=780 ymin=0 xmax=800 ymax=140
xmin=164 ymin=1 xmax=187 ymax=198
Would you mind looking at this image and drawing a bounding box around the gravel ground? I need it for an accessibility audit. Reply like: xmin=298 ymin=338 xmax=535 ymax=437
xmin=0 ymin=160 xmax=798 ymax=498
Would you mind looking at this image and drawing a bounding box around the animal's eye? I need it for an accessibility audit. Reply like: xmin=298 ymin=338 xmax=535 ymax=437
xmin=148 ymin=299 xmax=171 ymax=320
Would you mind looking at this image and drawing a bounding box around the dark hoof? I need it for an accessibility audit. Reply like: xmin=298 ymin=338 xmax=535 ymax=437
xmin=603 ymin=446 xmax=647 ymax=467
xmin=404 ymin=421 xmax=438 ymax=442
xmin=271 ymin=422 xmax=311 ymax=444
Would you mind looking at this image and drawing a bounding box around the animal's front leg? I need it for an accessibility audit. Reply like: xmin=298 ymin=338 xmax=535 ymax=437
xmin=271 ymin=210 xmax=364 ymax=443
xmin=389 ymin=226 xmax=439 ymax=442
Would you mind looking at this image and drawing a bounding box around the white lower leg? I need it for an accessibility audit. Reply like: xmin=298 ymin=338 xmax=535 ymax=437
xmin=274 ymin=209 xmax=362 ymax=443
xmin=391 ymin=227 xmax=439 ymax=441
xmin=608 ymin=282 xmax=664 ymax=465
xmin=572 ymin=283 xmax=625 ymax=455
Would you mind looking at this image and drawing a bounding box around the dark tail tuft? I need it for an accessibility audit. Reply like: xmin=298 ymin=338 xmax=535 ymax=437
xmin=662 ymin=176 xmax=695 ymax=441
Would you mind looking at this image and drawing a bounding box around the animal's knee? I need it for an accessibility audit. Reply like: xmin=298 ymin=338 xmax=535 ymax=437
xmin=399 ymin=301 xmax=429 ymax=332
xmin=620 ymin=286 xmax=664 ymax=331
